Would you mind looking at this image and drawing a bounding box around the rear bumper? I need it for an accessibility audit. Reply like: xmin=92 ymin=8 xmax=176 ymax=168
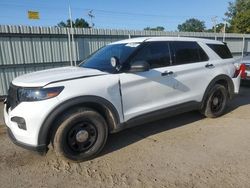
xmin=232 ymin=72 xmax=242 ymax=94
xmin=7 ymin=127 xmax=47 ymax=154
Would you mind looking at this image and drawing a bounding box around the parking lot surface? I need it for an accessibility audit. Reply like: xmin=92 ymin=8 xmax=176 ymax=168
xmin=0 ymin=85 xmax=250 ymax=188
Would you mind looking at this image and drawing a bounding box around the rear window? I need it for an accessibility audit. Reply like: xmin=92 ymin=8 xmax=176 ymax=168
xmin=171 ymin=41 xmax=209 ymax=65
xmin=207 ymin=44 xmax=232 ymax=59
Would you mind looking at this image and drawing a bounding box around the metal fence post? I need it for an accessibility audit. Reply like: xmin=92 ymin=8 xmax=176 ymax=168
xmin=67 ymin=28 xmax=73 ymax=66
xmin=242 ymin=34 xmax=245 ymax=58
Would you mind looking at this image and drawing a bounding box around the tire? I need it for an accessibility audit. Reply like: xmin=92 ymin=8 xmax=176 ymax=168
xmin=201 ymin=84 xmax=228 ymax=118
xmin=53 ymin=108 xmax=108 ymax=162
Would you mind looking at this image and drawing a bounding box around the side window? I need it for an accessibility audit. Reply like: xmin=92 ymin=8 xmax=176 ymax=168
xmin=207 ymin=44 xmax=233 ymax=59
xmin=171 ymin=41 xmax=209 ymax=65
xmin=131 ymin=42 xmax=171 ymax=69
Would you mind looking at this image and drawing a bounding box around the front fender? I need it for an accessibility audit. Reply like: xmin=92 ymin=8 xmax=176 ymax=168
xmin=38 ymin=96 xmax=120 ymax=146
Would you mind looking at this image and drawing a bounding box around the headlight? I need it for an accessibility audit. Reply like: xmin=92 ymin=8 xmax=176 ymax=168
xmin=18 ymin=86 xmax=64 ymax=102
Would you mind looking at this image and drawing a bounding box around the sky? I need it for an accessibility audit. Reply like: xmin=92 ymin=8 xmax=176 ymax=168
xmin=0 ymin=0 xmax=230 ymax=31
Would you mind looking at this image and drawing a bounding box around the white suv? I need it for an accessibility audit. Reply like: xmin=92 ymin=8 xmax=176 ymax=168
xmin=3 ymin=37 xmax=243 ymax=162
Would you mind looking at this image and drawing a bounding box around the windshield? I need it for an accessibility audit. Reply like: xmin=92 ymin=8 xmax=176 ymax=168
xmin=79 ymin=43 xmax=140 ymax=73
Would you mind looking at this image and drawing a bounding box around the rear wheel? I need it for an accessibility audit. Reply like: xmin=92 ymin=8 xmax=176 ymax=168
xmin=53 ymin=108 xmax=108 ymax=162
xmin=202 ymin=84 xmax=228 ymax=118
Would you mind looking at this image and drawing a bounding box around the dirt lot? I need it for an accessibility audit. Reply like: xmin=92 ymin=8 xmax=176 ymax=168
xmin=0 ymin=85 xmax=250 ymax=188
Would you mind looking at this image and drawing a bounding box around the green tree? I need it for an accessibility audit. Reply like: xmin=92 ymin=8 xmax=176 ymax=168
xmin=57 ymin=18 xmax=90 ymax=28
xmin=144 ymin=26 xmax=165 ymax=31
xmin=225 ymin=0 xmax=250 ymax=33
xmin=232 ymin=9 xmax=250 ymax=33
xmin=177 ymin=18 xmax=206 ymax=32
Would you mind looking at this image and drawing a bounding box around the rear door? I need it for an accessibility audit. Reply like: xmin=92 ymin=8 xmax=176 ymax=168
xmin=167 ymin=41 xmax=214 ymax=103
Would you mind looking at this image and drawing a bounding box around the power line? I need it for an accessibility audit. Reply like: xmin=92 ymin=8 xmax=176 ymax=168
xmin=86 ymin=8 xmax=216 ymax=19
xmin=0 ymin=2 xmax=218 ymax=19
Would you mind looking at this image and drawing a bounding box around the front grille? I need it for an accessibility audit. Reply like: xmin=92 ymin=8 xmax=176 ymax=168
xmin=6 ymin=84 xmax=20 ymax=111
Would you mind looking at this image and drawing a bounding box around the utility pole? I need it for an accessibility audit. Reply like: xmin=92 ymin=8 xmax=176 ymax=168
xmin=88 ymin=10 xmax=95 ymax=28
xmin=211 ymin=16 xmax=218 ymax=40
xmin=68 ymin=2 xmax=77 ymax=66
xmin=223 ymin=22 xmax=227 ymax=42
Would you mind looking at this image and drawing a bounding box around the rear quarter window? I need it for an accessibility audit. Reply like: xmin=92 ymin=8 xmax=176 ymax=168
xmin=207 ymin=44 xmax=233 ymax=59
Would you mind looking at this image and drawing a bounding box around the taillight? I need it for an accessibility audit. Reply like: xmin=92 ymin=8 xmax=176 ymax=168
xmin=234 ymin=64 xmax=246 ymax=79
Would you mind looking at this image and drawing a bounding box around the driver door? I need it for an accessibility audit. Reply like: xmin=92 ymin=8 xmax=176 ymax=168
xmin=119 ymin=41 xmax=179 ymax=121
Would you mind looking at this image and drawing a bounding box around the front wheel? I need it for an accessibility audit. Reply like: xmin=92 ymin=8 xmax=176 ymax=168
xmin=53 ymin=108 xmax=108 ymax=162
xmin=202 ymin=84 xmax=228 ymax=118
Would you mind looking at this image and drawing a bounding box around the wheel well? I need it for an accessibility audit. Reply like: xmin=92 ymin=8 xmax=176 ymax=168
xmin=45 ymin=102 xmax=118 ymax=146
xmin=215 ymin=79 xmax=229 ymax=93
xmin=214 ymin=79 xmax=234 ymax=98
xmin=201 ymin=76 xmax=234 ymax=110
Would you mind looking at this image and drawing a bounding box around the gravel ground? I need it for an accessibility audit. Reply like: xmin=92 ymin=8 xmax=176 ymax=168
xmin=0 ymin=85 xmax=250 ymax=188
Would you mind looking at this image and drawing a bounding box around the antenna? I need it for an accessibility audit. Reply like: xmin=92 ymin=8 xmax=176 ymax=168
xmin=88 ymin=10 xmax=95 ymax=28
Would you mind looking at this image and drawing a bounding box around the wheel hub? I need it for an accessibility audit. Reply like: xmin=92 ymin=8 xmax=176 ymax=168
xmin=67 ymin=121 xmax=97 ymax=152
xmin=213 ymin=97 xmax=219 ymax=106
xmin=76 ymin=130 xmax=89 ymax=143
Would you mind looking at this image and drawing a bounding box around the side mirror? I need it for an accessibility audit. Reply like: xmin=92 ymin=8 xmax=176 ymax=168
xmin=129 ymin=61 xmax=150 ymax=73
xmin=111 ymin=56 xmax=121 ymax=71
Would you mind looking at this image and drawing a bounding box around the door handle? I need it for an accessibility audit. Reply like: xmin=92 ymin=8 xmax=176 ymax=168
xmin=161 ymin=71 xmax=174 ymax=76
xmin=205 ymin=63 xmax=215 ymax=68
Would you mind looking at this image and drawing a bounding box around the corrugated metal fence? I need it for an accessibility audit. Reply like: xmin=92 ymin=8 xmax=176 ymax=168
xmin=0 ymin=25 xmax=250 ymax=96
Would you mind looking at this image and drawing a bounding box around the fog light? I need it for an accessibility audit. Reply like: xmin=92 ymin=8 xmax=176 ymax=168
xmin=11 ymin=117 xmax=26 ymax=130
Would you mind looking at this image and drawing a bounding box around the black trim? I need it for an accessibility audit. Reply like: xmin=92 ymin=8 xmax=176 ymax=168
xmin=44 ymin=74 xmax=106 ymax=86
xmin=38 ymin=96 xmax=120 ymax=146
xmin=7 ymin=128 xmax=48 ymax=154
xmin=114 ymin=101 xmax=201 ymax=132
xmin=11 ymin=116 xmax=26 ymax=130
xmin=118 ymin=79 xmax=124 ymax=120
xmin=6 ymin=83 xmax=19 ymax=111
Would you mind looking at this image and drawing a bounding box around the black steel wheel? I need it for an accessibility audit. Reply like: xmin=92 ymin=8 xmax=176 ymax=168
xmin=53 ymin=108 xmax=108 ymax=162
xmin=210 ymin=89 xmax=225 ymax=114
xmin=67 ymin=121 xmax=97 ymax=153
xmin=202 ymin=84 xmax=228 ymax=118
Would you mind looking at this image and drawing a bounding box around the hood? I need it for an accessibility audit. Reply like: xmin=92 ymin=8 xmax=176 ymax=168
xmin=12 ymin=66 xmax=107 ymax=87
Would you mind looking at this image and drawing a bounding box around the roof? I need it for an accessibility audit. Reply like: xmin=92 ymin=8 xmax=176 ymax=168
xmin=110 ymin=36 xmax=224 ymax=45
